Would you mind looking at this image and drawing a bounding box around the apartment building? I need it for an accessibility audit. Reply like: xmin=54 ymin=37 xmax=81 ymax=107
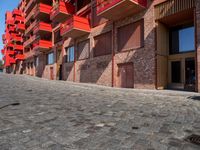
xmin=1 ymin=3 xmax=25 ymax=74
xmin=1 ymin=0 xmax=200 ymax=92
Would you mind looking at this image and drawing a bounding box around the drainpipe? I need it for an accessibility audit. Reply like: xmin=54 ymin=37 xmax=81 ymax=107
xmin=112 ymin=21 xmax=115 ymax=87
xmin=194 ymin=7 xmax=198 ymax=92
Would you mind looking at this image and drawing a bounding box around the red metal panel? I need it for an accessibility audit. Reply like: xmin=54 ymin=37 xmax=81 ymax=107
xmin=60 ymin=15 xmax=90 ymax=38
xmin=15 ymin=54 xmax=25 ymax=60
xmin=50 ymin=1 xmax=75 ymax=21
xmin=34 ymin=22 xmax=52 ymax=33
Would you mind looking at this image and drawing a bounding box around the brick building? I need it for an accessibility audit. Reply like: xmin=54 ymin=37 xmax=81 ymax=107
xmin=1 ymin=0 xmax=199 ymax=92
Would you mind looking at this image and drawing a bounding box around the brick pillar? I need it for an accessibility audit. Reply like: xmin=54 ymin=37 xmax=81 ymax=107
xmin=195 ymin=1 xmax=200 ymax=92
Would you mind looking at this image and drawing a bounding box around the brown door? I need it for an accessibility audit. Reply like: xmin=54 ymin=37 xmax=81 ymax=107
xmin=118 ymin=63 xmax=134 ymax=88
xmin=50 ymin=67 xmax=54 ymax=80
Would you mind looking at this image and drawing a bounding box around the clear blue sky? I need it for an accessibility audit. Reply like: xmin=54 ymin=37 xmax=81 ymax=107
xmin=0 ymin=0 xmax=19 ymax=60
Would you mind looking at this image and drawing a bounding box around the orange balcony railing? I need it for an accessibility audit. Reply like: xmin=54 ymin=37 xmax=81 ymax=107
xmin=15 ymin=54 xmax=25 ymax=60
xmin=50 ymin=1 xmax=75 ymax=22
xmin=14 ymin=16 xmax=25 ymax=23
xmin=16 ymin=23 xmax=25 ymax=32
xmin=9 ymin=57 xmax=16 ymax=64
xmin=60 ymin=15 xmax=90 ymax=38
xmin=33 ymin=22 xmax=52 ymax=34
xmin=1 ymin=49 xmax=5 ymax=55
xmin=96 ymin=0 xmax=147 ymax=20
xmin=11 ymin=34 xmax=23 ymax=42
xmin=14 ymin=44 xmax=23 ymax=51
xmin=8 ymin=26 xmax=15 ymax=33
xmin=7 ymin=43 xmax=14 ymax=49
xmin=33 ymin=39 xmax=52 ymax=51
xmin=7 ymin=50 xmax=15 ymax=55
xmin=12 ymin=9 xmax=22 ymax=16
xmin=34 ymin=3 xmax=52 ymax=18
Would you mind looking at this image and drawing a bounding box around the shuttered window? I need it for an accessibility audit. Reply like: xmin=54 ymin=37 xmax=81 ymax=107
xmin=65 ymin=46 xmax=74 ymax=63
xmin=117 ymin=20 xmax=144 ymax=52
xmin=77 ymin=40 xmax=90 ymax=60
xmin=94 ymin=31 xmax=112 ymax=57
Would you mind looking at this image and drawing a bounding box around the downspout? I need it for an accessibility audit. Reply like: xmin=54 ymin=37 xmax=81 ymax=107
xmin=112 ymin=21 xmax=115 ymax=87
xmin=194 ymin=7 xmax=198 ymax=92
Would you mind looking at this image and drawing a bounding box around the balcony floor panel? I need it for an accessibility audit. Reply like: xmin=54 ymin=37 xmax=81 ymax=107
xmin=98 ymin=0 xmax=145 ymax=20
xmin=62 ymin=28 xmax=90 ymax=38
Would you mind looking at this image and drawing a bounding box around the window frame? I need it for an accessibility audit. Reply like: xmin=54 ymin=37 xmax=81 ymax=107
xmin=169 ymin=25 xmax=195 ymax=55
xmin=46 ymin=52 xmax=54 ymax=65
xmin=65 ymin=46 xmax=75 ymax=63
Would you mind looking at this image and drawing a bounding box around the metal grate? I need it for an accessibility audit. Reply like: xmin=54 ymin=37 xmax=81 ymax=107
xmin=185 ymin=134 xmax=200 ymax=146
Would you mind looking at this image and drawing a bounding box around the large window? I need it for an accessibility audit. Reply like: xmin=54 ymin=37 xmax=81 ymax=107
xmin=65 ymin=46 xmax=74 ymax=63
xmin=47 ymin=52 xmax=54 ymax=65
xmin=117 ymin=20 xmax=144 ymax=52
xmin=94 ymin=32 xmax=112 ymax=57
xmin=170 ymin=26 xmax=195 ymax=54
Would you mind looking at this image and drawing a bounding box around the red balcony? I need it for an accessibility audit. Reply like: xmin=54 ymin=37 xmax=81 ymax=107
xmin=14 ymin=44 xmax=23 ymax=51
xmin=34 ymin=3 xmax=52 ymax=19
xmin=33 ymin=22 xmax=52 ymax=34
xmin=7 ymin=50 xmax=15 ymax=55
xmin=8 ymin=26 xmax=15 ymax=33
xmin=50 ymin=1 xmax=75 ymax=22
xmin=1 ymin=49 xmax=5 ymax=55
xmin=11 ymin=34 xmax=23 ymax=42
xmin=15 ymin=54 xmax=25 ymax=60
xmin=96 ymin=0 xmax=147 ymax=20
xmin=7 ymin=43 xmax=14 ymax=49
xmin=12 ymin=9 xmax=22 ymax=16
xmin=60 ymin=15 xmax=90 ymax=38
xmin=2 ymin=34 xmax=6 ymax=42
xmin=16 ymin=23 xmax=25 ymax=32
xmin=10 ymin=57 xmax=16 ymax=64
xmin=33 ymin=40 xmax=52 ymax=51
xmin=14 ymin=16 xmax=24 ymax=23
xmin=6 ymin=20 xmax=15 ymax=25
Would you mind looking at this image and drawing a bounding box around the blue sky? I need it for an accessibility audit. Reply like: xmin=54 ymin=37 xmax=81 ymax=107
xmin=0 ymin=0 xmax=19 ymax=60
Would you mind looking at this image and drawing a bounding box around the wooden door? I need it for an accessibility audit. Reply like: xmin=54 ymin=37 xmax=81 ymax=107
xmin=50 ymin=67 xmax=54 ymax=80
xmin=118 ymin=63 xmax=134 ymax=88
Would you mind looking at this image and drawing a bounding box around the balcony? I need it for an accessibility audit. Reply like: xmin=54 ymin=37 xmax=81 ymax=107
xmin=96 ymin=0 xmax=147 ymax=20
xmin=50 ymin=1 xmax=75 ymax=22
xmin=60 ymin=15 xmax=90 ymax=38
xmin=2 ymin=34 xmax=5 ymax=41
xmin=8 ymin=26 xmax=15 ymax=33
xmin=14 ymin=44 xmax=23 ymax=51
xmin=14 ymin=16 xmax=25 ymax=23
xmin=16 ymin=23 xmax=25 ymax=32
xmin=33 ymin=40 xmax=52 ymax=51
xmin=25 ymin=20 xmax=37 ymax=36
xmin=24 ymin=35 xmax=38 ymax=48
xmin=12 ymin=9 xmax=22 ymax=16
xmin=7 ymin=50 xmax=15 ymax=55
xmin=33 ymin=22 xmax=52 ymax=34
xmin=10 ymin=57 xmax=16 ymax=64
xmin=7 ymin=20 xmax=15 ymax=26
xmin=34 ymin=3 xmax=52 ymax=20
xmin=15 ymin=54 xmax=25 ymax=60
xmin=155 ymin=0 xmax=195 ymax=21
xmin=1 ymin=49 xmax=5 ymax=55
xmin=7 ymin=43 xmax=14 ymax=49
xmin=11 ymin=34 xmax=23 ymax=42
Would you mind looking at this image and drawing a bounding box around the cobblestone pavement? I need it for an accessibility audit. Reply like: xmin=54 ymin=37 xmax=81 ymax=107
xmin=0 ymin=73 xmax=200 ymax=150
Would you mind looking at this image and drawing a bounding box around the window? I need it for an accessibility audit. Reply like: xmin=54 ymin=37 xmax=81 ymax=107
xmin=54 ymin=29 xmax=62 ymax=44
xmin=47 ymin=52 xmax=54 ymax=65
xmin=77 ymin=40 xmax=90 ymax=60
xmin=65 ymin=46 xmax=74 ymax=62
xmin=170 ymin=26 xmax=195 ymax=54
xmin=117 ymin=20 xmax=144 ymax=51
xmin=35 ymin=57 xmax=39 ymax=67
xmin=94 ymin=32 xmax=112 ymax=57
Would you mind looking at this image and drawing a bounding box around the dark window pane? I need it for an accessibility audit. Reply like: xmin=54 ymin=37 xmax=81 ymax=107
xmin=171 ymin=61 xmax=181 ymax=83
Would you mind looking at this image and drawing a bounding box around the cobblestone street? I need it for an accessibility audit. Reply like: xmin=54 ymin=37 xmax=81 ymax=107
xmin=0 ymin=74 xmax=200 ymax=150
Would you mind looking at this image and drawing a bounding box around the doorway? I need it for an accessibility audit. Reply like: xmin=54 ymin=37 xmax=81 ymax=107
xmin=185 ymin=58 xmax=195 ymax=91
xmin=56 ymin=48 xmax=62 ymax=80
xmin=117 ymin=63 xmax=134 ymax=88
